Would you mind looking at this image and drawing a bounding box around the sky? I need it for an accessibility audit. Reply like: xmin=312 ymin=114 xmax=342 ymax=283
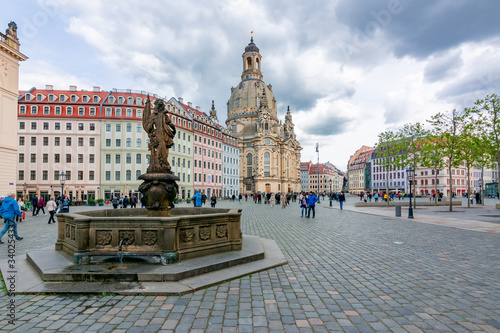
xmin=3 ymin=0 xmax=500 ymax=171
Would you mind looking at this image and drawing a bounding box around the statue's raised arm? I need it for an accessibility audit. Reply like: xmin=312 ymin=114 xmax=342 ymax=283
xmin=143 ymin=95 xmax=151 ymax=132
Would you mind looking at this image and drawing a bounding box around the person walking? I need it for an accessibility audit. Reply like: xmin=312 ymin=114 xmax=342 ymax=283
xmin=270 ymin=193 xmax=275 ymax=208
xmin=339 ymin=191 xmax=346 ymax=210
xmin=0 ymin=193 xmax=23 ymax=243
xmin=238 ymin=194 xmax=242 ymax=203
xmin=46 ymin=196 xmax=58 ymax=224
xmin=201 ymin=193 xmax=207 ymax=205
xmin=306 ymin=191 xmax=317 ymax=218
xmin=61 ymin=194 xmax=71 ymax=213
xmin=300 ymin=195 xmax=307 ymax=217
xmin=245 ymin=193 xmax=248 ymax=202
xmin=112 ymin=196 xmax=119 ymax=209
xmin=130 ymin=194 xmax=137 ymax=208
xmin=37 ymin=196 xmax=47 ymax=216
xmin=123 ymin=196 xmax=130 ymax=208
xmin=191 ymin=190 xmax=202 ymax=207
xmin=16 ymin=197 xmax=25 ymax=223
xmin=31 ymin=194 xmax=39 ymax=216
xmin=210 ymin=194 xmax=217 ymax=208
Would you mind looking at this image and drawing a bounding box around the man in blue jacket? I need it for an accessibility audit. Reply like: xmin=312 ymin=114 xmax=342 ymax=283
xmin=0 ymin=193 xmax=23 ymax=243
xmin=306 ymin=191 xmax=318 ymax=218
xmin=191 ymin=190 xmax=202 ymax=207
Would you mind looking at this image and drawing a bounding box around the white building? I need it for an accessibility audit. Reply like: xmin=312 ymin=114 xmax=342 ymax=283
xmin=222 ymin=130 xmax=240 ymax=198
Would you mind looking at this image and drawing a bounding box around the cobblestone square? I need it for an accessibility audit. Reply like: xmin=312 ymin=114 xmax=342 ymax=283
xmin=1 ymin=199 xmax=499 ymax=332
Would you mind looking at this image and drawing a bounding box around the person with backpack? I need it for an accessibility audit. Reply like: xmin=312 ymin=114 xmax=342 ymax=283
xmin=339 ymin=192 xmax=346 ymax=210
xmin=31 ymin=194 xmax=39 ymax=216
xmin=191 ymin=190 xmax=202 ymax=207
xmin=210 ymin=194 xmax=217 ymax=208
xmin=37 ymin=196 xmax=47 ymax=216
xmin=300 ymin=195 xmax=307 ymax=217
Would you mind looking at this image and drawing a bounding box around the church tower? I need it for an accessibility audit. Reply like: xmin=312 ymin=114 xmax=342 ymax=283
xmin=226 ymin=33 xmax=302 ymax=195
xmin=209 ymin=100 xmax=218 ymax=122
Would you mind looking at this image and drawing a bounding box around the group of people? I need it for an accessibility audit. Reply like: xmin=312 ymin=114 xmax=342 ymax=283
xmin=110 ymin=194 xmax=139 ymax=209
xmin=190 ymin=191 xmax=219 ymax=208
xmin=30 ymin=193 xmax=71 ymax=221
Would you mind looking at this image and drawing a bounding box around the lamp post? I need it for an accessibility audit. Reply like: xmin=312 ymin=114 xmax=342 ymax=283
xmin=406 ymin=168 xmax=414 ymax=218
xmin=23 ymin=182 xmax=27 ymax=201
xmin=316 ymin=143 xmax=320 ymax=203
xmin=479 ymin=179 xmax=482 ymax=205
xmin=97 ymin=186 xmax=100 ymax=201
xmin=60 ymin=171 xmax=66 ymax=198
xmin=329 ymin=179 xmax=332 ymax=207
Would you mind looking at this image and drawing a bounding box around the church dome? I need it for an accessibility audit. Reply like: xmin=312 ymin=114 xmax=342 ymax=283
xmin=245 ymin=38 xmax=260 ymax=53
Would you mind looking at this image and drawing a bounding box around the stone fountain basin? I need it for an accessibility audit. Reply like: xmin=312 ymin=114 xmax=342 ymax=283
xmin=55 ymin=207 xmax=242 ymax=265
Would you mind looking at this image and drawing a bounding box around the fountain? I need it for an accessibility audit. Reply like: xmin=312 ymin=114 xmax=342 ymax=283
xmin=10 ymin=96 xmax=286 ymax=294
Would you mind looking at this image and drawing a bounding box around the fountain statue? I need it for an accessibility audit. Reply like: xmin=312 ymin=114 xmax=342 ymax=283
xmin=138 ymin=96 xmax=179 ymax=215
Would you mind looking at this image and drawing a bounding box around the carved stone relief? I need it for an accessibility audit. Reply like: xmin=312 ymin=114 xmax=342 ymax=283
xmin=96 ymin=230 xmax=112 ymax=246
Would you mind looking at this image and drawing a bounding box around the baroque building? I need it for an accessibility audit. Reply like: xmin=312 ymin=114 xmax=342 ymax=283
xmin=226 ymin=35 xmax=301 ymax=194
xmin=0 ymin=22 xmax=27 ymax=195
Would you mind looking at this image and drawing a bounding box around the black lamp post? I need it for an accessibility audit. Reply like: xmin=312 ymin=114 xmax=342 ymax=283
xmin=316 ymin=143 xmax=320 ymax=203
xmin=406 ymin=168 xmax=414 ymax=218
xmin=60 ymin=171 xmax=66 ymax=198
xmin=97 ymin=186 xmax=100 ymax=201
xmin=23 ymin=182 xmax=27 ymax=201
xmin=329 ymin=179 xmax=333 ymax=207
xmin=479 ymin=179 xmax=482 ymax=205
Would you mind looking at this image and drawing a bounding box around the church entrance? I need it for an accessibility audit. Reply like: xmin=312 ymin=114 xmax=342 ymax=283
xmin=265 ymin=183 xmax=271 ymax=193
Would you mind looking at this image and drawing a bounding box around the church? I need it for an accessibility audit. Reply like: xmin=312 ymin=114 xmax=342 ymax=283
xmin=226 ymin=34 xmax=302 ymax=194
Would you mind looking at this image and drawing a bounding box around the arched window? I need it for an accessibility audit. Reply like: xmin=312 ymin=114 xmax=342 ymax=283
xmin=146 ymin=154 xmax=150 ymax=164
xmin=136 ymin=138 xmax=142 ymax=148
xmin=126 ymin=123 xmax=132 ymax=132
xmin=136 ymin=154 xmax=141 ymax=164
xmin=126 ymin=153 xmax=131 ymax=164
xmin=136 ymin=170 xmax=141 ymax=180
xmin=128 ymin=97 xmax=133 ymax=104
xmin=264 ymin=152 xmax=270 ymax=164
xmin=126 ymin=138 xmax=131 ymax=147
xmin=126 ymin=170 xmax=132 ymax=181
xmin=246 ymin=153 xmax=252 ymax=165
xmin=256 ymin=58 xmax=260 ymax=70
xmin=118 ymin=96 xmax=124 ymax=103
xmin=136 ymin=97 xmax=142 ymax=105
xmin=264 ymin=122 xmax=269 ymax=130
xmin=246 ymin=57 xmax=252 ymax=70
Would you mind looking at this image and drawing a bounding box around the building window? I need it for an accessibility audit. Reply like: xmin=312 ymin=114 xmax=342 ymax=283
xmin=115 ymin=171 xmax=121 ymax=181
xmin=136 ymin=109 xmax=142 ymax=118
xmin=136 ymin=154 xmax=142 ymax=164
xmin=66 ymin=154 xmax=72 ymax=163
xmin=55 ymin=122 xmax=60 ymax=130
xmin=89 ymin=170 xmax=95 ymax=180
xmin=136 ymin=124 xmax=142 ymax=133
xmin=20 ymin=105 xmax=26 ymax=114
xmin=78 ymin=107 xmax=85 ymax=116
xmin=31 ymin=106 xmax=38 ymax=114
xmin=66 ymin=137 xmax=72 ymax=146
xmin=54 ymin=170 xmax=59 ymax=180
xmin=30 ymin=171 xmax=36 ymax=180
xmin=126 ymin=138 xmax=131 ymax=147
xmin=106 ymin=139 xmax=111 ymax=147
xmin=44 ymin=106 xmax=50 ymax=115
xmin=89 ymin=138 xmax=95 ymax=146
xmin=19 ymin=122 xmax=25 ymax=130
xmin=126 ymin=123 xmax=132 ymax=132
xmin=19 ymin=137 xmax=25 ymax=146
xmin=146 ymin=154 xmax=150 ymax=164
xmin=18 ymin=153 xmax=24 ymax=163
xmin=66 ymin=123 xmax=72 ymax=130
xmin=55 ymin=107 xmax=61 ymax=115
xmin=90 ymin=123 xmax=95 ymax=131
xmin=116 ymin=108 xmax=122 ymax=117
xmin=116 ymin=139 xmax=121 ymax=147
xmin=18 ymin=170 xmax=24 ymax=180
xmin=126 ymin=170 xmax=132 ymax=181
xmin=106 ymin=124 xmax=111 ymax=132
xmin=246 ymin=153 xmax=252 ymax=165
xmin=78 ymin=123 xmax=84 ymax=131
xmin=126 ymin=153 xmax=131 ymax=164
xmin=78 ymin=137 xmax=84 ymax=146
xmin=66 ymin=107 xmax=73 ymax=115
xmin=89 ymin=154 xmax=95 ymax=163
xmin=89 ymin=108 xmax=96 ymax=116
xmin=105 ymin=171 xmax=111 ymax=181
xmin=126 ymin=109 xmax=132 ymax=117
xmin=31 ymin=137 xmax=36 ymax=146
xmin=78 ymin=171 xmax=83 ymax=180
xmin=136 ymin=170 xmax=141 ymax=180
xmin=31 ymin=122 xmax=37 ymax=130
xmin=105 ymin=154 xmax=111 ymax=163
xmin=105 ymin=108 xmax=112 ymax=116
xmin=65 ymin=171 xmax=71 ymax=180
xmin=54 ymin=154 xmax=60 ymax=163
xmin=30 ymin=153 xmax=36 ymax=163
xmin=43 ymin=122 xmax=49 ymax=130
xmin=78 ymin=154 xmax=83 ymax=163
xmin=136 ymin=138 xmax=142 ymax=148
xmin=115 ymin=154 xmax=121 ymax=164
xmin=116 ymin=124 xmax=121 ymax=132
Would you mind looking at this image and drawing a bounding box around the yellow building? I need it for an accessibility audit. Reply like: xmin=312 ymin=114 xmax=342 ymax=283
xmin=226 ymin=35 xmax=302 ymax=194
xmin=0 ymin=22 xmax=27 ymax=195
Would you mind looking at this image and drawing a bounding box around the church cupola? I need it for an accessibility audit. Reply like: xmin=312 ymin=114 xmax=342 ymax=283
xmin=241 ymin=31 xmax=263 ymax=81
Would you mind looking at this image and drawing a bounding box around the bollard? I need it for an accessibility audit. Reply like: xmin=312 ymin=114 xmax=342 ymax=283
xmin=395 ymin=205 xmax=401 ymax=217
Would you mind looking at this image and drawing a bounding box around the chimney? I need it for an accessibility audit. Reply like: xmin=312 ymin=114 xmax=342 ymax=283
xmin=93 ymin=86 xmax=100 ymax=92
xmin=188 ymin=102 xmax=192 ymax=108
xmin=141 ymin=91 xmax=146 ymax=95
xmin=178 ymin=97 xmax=183 ymax=104
xmin=126 ymin=89 xmax=131 ymax=93
xmin=69 ymin=85 xmax=77 ymax=92
xmin=45 ymin=84 xmax=53 ymax=91
xmin=112 ymin=88 xmax=117 ymax=92
xmin=196 ymin=106 xmax=200 ymax=111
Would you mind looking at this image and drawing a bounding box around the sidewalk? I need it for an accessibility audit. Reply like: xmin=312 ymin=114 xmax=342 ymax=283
xmin=326 ymin=198 xmax=500 ymax=235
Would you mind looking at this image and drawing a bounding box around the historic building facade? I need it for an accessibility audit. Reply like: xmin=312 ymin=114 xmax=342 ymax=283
xmin=226 ymin=36 xmax=302 ymax=194
xmin=348 ymin=146 xmax=374 ymax=194
xmin=0 ymin=22 xmax=27 ymax=195
xmin=222 ymin=125 xmax=240 ymax=198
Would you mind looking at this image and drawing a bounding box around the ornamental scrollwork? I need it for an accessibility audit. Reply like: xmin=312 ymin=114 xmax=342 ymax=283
xmin=96 ymin=230 xmax=112 ymax=246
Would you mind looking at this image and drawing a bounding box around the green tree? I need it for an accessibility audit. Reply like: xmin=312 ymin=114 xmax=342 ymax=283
xmin=459 ymin=111 xmax=479 ymax=208
xmin=470 ymin=94 xmax=500 ymax=203
xmin=419 ymin=136 xmax=447 ymax=205
xmin=427 ymin=109 xmax=465 ymax=212
xmin=396 ymin=122 xmax=429 ymax=208
xmin=374 ymin=130 xmax=400 ymax=206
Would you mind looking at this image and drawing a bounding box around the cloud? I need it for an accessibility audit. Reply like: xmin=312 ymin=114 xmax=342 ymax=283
xmin=424 ymin=49 xmax=463 ymax=83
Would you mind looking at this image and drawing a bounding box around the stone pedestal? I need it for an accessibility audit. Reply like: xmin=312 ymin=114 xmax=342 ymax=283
xmin=138 ymin=173 xmax=179 ymax=214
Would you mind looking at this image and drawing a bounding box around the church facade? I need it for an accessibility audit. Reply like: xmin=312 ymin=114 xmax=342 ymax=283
xmin=226 ymin=35 xmax=302 ymax=194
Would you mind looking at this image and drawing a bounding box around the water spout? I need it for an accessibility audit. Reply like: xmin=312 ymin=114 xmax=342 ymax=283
xmin=118 ymin=236 xmax=130 ymax=264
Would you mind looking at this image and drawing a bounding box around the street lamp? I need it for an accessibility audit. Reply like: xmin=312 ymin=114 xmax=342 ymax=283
xmin=479 ymin=179 xmax=482 ymax=205
xmin=23 ymin=182 xmax=27 ymax=201
xmin=406 ymin=168 xmax=414 ymax=218
xmin=329 ymin=179 xmax=332 ymax=207
xmin=316 ymin=143 xmax=320 ymax=203
xmin=60 ymin=171 xmax=66 ymax=198
xmin=97 ymin=186 xmax=100 ymax=201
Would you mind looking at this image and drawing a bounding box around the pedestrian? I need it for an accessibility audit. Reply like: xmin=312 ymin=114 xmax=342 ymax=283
xmin=245 ymin=193 xmax=248 ymax=201
xmin=32 ymin=194 xmax=39 ymax=216
xmin=16 ymin=197 xmax=25 ymax=223
xmin=201 ymin=193 xmax=207 ymax=205
xmin=123 ymin=196 xmax=130 ymax=208
xmin=270 ymin=193 xmax=275 ymax=208
xmin=119 ymin=196 xmax=124 ymax=208
xmin=56 ymin=195 xmax=62 ymax=213
xmin=306 ymin=191 xmax=317 ymax=218
xmin=37 ymin=196 xmax=47 ymax=216
xmin=300 ymin=195 xmax=307 ymax=217
xmin=281 ymin=195 xmax=286 ymax=209
xmin=191 ymin=190 xmax=202 ymax=207
xmin=238 ymin=194 xmax=242 ymax=203
xmin=211 ymin=194 xmax=217 ymax=208
xmin=61 ymin=194 xmax=71 ymax=213
xmin=130 ymin=194 xmax=137 ymax=208
xmin=339 ymin=191 xmax=346 ymax=210
xmin=0 ymin=193 xmax=23 ymax=243
xmin=141 ymin=196 xmax=146 ymax=207
xmin=112 ymin=196 xmax=119 ymax=209
xmin=232 ymin=194 xmax=236 ymax=202
xmin=46 ymin=196 xmax=58 ymax=224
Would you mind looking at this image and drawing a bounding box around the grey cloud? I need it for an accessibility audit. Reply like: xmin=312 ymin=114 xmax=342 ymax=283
xmin=301 ymin=113 xmax=352 ymax=136
xmin=424 ymin=49 xmax=463 ymax=83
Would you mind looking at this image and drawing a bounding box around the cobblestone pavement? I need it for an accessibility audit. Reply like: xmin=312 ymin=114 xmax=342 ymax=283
xmin=1 ymin=200 xmax=499 ymax=332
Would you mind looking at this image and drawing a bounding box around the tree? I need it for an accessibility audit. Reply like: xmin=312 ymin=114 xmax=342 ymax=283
xmin=396 ymin=122 xmax=429 ymax=208
xmin=470 ymin=94 xmax=500 ymax=203
xmin=374 ymin=130 xmax=400 ymax=206
xmin=458 ymin=111 xmax=480 ymax=208
xmin=419 ymin=136 xmax=447 ymax=205
xmin=427 ymin=109 xmax=465 ymax=212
